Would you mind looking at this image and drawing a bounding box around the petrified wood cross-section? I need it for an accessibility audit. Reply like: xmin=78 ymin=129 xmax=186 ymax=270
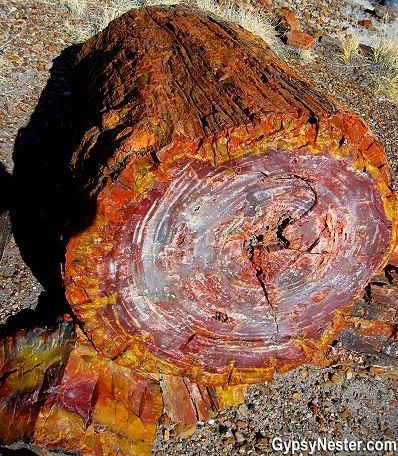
xmin=0 ymin=5 xmax=397 ymax=455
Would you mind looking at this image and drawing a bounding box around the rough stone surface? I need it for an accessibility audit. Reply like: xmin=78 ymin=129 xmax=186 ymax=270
xmin=284 ymin=30 xmax=317 ymax=48
xmin=277 ymin=7 xmax=300 ymax=31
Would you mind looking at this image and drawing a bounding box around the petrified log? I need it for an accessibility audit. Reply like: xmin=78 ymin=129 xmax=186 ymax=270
xmin=65 ymin=5 xmax=396 ymax=384
xmin=0 ymin=4 xmax=397 ymax=455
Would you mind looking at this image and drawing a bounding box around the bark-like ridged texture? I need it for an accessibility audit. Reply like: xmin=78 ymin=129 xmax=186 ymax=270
xmin=0 ymin=5 xmax=397 ymax=455
xmin=70 ymin=6 xmax=392 ymax=193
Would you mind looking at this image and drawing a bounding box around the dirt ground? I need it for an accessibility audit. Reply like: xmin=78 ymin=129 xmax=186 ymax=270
xmin=0 ymin=0 xmax=398 ymax=454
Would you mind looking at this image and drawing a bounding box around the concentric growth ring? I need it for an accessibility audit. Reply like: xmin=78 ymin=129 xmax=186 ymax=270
xmin=80 ymin=149 xmax=392 ymax=374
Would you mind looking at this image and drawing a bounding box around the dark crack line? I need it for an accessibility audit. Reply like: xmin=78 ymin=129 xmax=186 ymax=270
xmin=245 ymin=236 xmax=280 ymax=339
xmin=271 ymin=173 xmax=319 ymax=219
xmin=276 ymin=216 xmax=291 ymax=249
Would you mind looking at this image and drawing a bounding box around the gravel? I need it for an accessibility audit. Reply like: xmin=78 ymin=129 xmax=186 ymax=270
xmin=153 ymin=367 xmax=398 ymax=455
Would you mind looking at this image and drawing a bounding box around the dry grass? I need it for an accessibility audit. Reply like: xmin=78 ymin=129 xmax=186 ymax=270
xmin=373 ymin=72 xmax=398 ymax=104
xmin=196 ymin=0 xmax=277 ymax=48
xmin=56 ymin=0 xmax=277 ymax=47
xmin=61 ymin=0 xmax=87 ymax=15
xmin=369 ymin=32 xmax=398 ymax=104
xmin=289 ymin=47 xmax=316 ymax=63
xmin=373 ymin=38 xmax=398 ymax=70
xmin=95 ymin=3 xmax=128 ymax=32
xmin=63 ymin=19 xmax=95 ymax=43
xmin=338 ymin=35 xmax=359 ymax=64
xmin=58 ymin=0 xmax=184 ymax=41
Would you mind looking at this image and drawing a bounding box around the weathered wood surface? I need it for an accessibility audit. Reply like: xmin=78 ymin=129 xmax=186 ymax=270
xmin=0 ymin=5 xmax=397 ymax=455
xmin=65 ymin=5 xmax=396 ymax=384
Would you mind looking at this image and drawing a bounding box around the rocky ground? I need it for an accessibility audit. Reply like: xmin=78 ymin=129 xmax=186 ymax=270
xmin=0 ymin=0 xmax=398 ymax=455
xmin=153 ymin=366 xmax=398 ymax=455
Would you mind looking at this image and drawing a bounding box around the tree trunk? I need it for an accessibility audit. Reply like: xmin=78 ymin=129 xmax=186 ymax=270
xmin=65 ymin=5 xmax=396 ymax=383
xmin=0 ymin=5 xmax=397 ymax=455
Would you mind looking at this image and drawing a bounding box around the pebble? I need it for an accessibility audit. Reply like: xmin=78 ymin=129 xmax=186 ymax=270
xmin=339 ymin=408 xmax=349 ymax=420
xmin=234 ymin=431 xmax=246 ymax=443
xmin=300 ymin=369 xmax=308 ymax=378
xmin=173 ymin=423 xmax=196 ymax=439
xmin=236 ymin=420 xmax=247 ymax=429
xmin=238 ymin=404 xmax=248 ymax=417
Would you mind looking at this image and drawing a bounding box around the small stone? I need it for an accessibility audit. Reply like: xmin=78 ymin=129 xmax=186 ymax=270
xmin=234 ymin=431 xmax=246 ymax=443
xmin=208 ymin=418 xmax=215 ymax=425
xmin=331 ymin=374 xmax=342 ymax=384
xmin=358 ymin=19 xmax=373 ymax=29
xmin=223 ymin=436 xmax=235 ymax=445
xmin=255 ymin=432 xmax=269 ymax=445
xmin=299 ymin=369 xmax=308 ymax=378
xmin=257 ymin=0 xmax=272 ymax=7
xmin=9 ymin=55 xmax=23 ymax=65
xmin=48 ymin=45 xmax=59 ymax=52
xmin=339 ymin=408 xmax=349 ymax=420
xmin=285 ymin=30 xmax=317 ymax=49
xmin=346 ymin=369 xmax=353 ymax=380
xmin=163 ymin=429 xmax=170 ymax=441
xmin=238 ymin=404 xmax=248 ymax=417
xmin=236 ymin=419 xmax=247 ymax=429
xmin=358 ymin=44 xmax=374 ymax=59
xmin=257 ymin=385 xmax=272 ymax=396
xmin=277 ymin=7 xmax=300 ymax=32
xmin=174 ymin=423 xmax=196 ymax=439
xmin=321 ymin=380 xmax=333 ymax=388
xmin=292 ymin=392 xmax=302 ymax=400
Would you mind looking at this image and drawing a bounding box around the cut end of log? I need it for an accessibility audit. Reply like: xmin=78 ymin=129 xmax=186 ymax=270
xmin=66 ymin=142 xmax=396 ymax=384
